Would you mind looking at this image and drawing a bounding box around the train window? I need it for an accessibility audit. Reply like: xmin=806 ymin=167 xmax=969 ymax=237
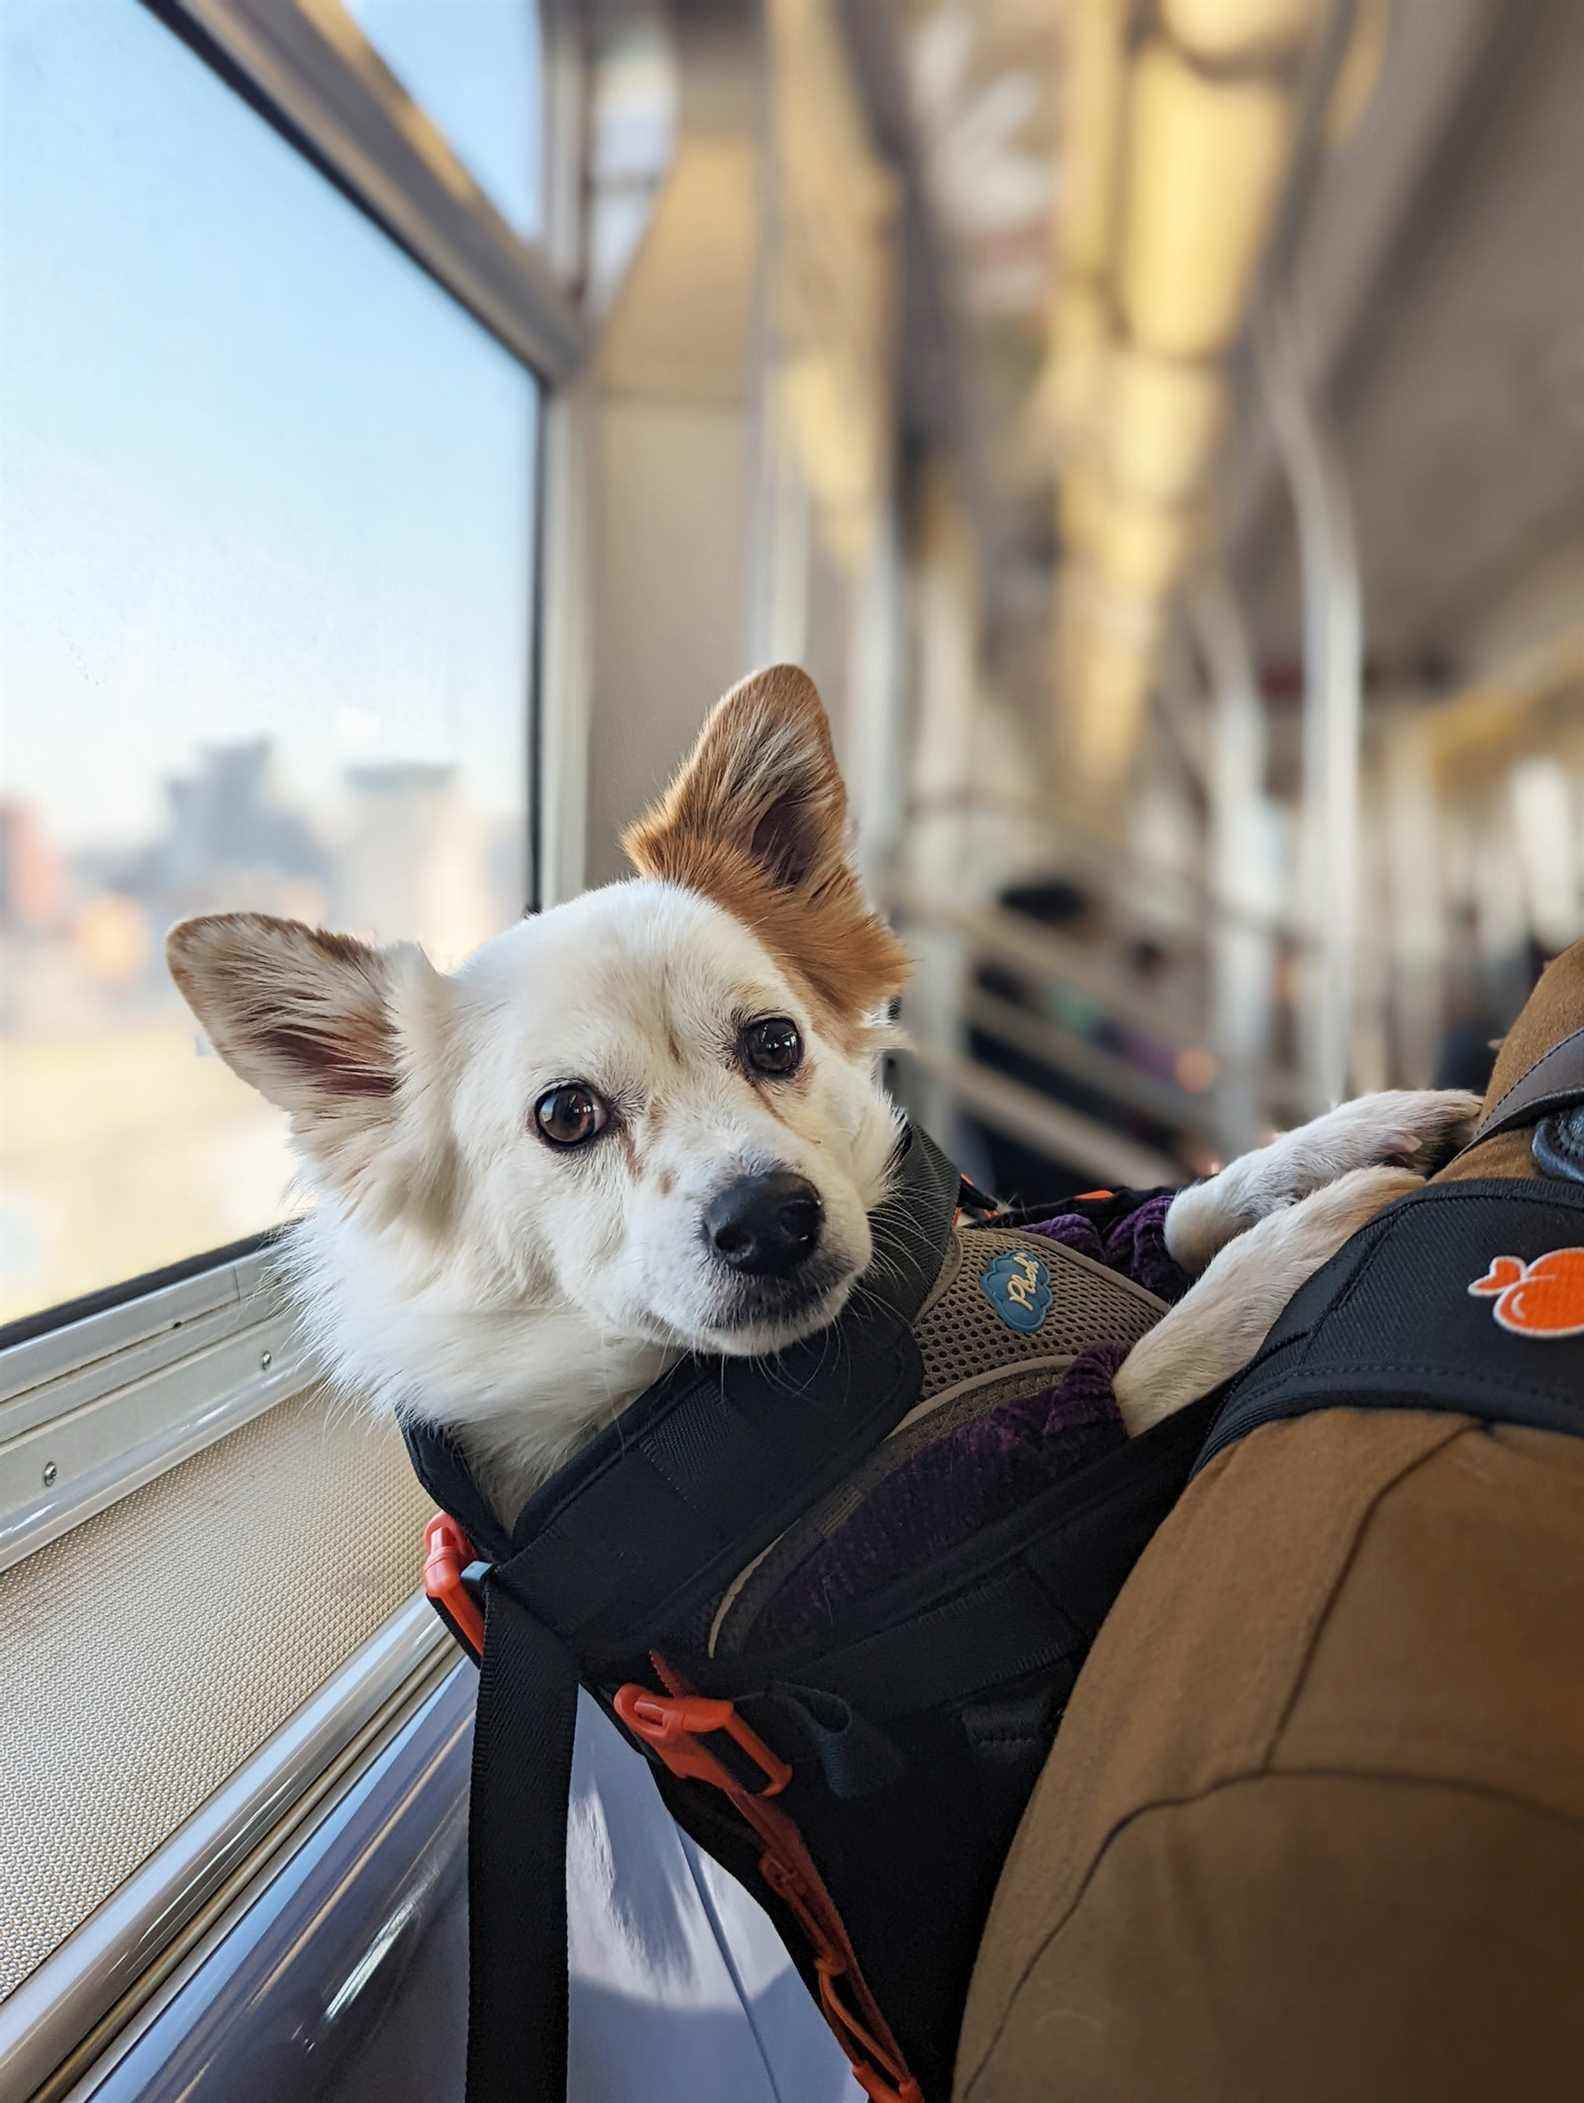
xmin=344 ymin=0 xmax=546 ymax=234
xmin=0 ymin=0 xmax=541 ymax=1328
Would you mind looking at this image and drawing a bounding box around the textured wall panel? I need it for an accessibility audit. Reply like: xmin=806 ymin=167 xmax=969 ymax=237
xmin=0 ymin=1391 xmax=434 ymax=1997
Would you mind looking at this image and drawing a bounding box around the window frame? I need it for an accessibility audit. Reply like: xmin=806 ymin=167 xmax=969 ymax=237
xmin=0 ymin=0 xmax=598 ymax=1506
xmin=145 ymin=0 xmax=585 ymax=381
xmin=0 ymin=1237 xmax=301 ymax=1573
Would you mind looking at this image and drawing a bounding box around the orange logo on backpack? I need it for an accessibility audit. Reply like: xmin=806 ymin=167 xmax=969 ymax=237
xmin=1468 ymin=1249 xmax=1584 ymax=1337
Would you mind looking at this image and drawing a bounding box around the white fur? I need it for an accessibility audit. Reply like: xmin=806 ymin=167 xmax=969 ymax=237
xmin=1117 ymin=1164 xmax=1429 ymax=1436
xmin=1163 ymin=1088 xmax=1481 ymax=1274
xmin=275 ymin=880 xmax=902 ymax=1518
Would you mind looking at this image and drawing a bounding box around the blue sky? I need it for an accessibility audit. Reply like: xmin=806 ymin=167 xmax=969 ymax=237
xmin=1 ymin=0 xmax=541 ymax=852
xmin=348 ymin=0 xmax=543 ymax=234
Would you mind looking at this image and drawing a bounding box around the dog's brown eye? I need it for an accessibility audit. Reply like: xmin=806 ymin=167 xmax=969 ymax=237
xmin=742 ymin=1016 xmax=803 ymax=1078
xmin=534 ymin=1083 xmax=608 ymax=1148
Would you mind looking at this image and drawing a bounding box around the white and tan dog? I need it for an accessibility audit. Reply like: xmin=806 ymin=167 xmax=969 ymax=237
xmin=167 ymin=667 xmax=1477 ymax=1520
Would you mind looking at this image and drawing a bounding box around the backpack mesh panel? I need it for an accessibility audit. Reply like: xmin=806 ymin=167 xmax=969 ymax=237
xmin=707 ymin=1228 xmax=1167 ymax=1654
xmin=915 ymin=1226 xmax=1165 ymax=1401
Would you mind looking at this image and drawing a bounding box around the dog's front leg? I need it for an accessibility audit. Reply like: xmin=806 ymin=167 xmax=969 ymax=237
xmin=1115 ymin=1165 xmax=1425 ymax=1437
xmin=1161 ymin=1088 xmax=1479 ymax=1276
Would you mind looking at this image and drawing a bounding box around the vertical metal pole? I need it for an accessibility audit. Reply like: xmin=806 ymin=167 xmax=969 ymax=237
xmin=1258 ymin=297 xmax=1363 ymax=1110
xmin=851 ymin=502 xmax=905 ymax=895
xmin=1191 ymin=571 xmax=1273 ymax=1155
xmin=536 ymin=375 xmax=595 ymax=908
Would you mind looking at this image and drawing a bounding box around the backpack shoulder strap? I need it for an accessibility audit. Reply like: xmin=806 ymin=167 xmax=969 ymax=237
xmin=1196 ymin=1178 xmax=1584 ymax=1477
xmin=1454 ymin=1025 xmax=1584 ymax=1155
xmin=464 ymin=1574 xmax=580 ymax=2103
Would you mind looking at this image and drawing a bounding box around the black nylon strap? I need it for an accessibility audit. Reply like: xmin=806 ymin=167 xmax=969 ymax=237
xmin=501 ymin=1309 xmax=923 ymax=1651
xmin=797 ymin=1562 xmax=1080 ymax=1718
xmin=403 ymin=1417 xmax=515 ymax=1564
xmin=1455 ymin=1026 xmax=1584 ymax=1156
xmin=465 ymin=1572 xmax=581 ymax=2103
xmin=1197 ymin=1179 xmax=1584 ymax=1476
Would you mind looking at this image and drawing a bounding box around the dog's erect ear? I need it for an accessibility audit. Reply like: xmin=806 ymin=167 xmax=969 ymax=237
xmin=167 ymin=913 xmax=409 ymax=1113
xmin=622 ymin=665 xmax=908 ymax=1024
xmin=166 ymin=914 xmax=457 ymax=1219
xmin=624 ymin=665 xmax=846 ymax=894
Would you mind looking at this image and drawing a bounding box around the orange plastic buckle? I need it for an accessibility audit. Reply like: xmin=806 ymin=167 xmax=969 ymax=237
xmin=761 ymin=1858 xmax=920 ymax=2103
xmin=612 ymin=1685 xmax=791 ymax=1799
xmin=759 ymin=1851 xmax=838 ymax=1964
xmin=816 ymin=1961 xmax=924 ymax=2103
xmin=619 ymin=1671 xmax=921 ymax=2099
xmin=423 ymin=1512 xmax=486 ymax=1660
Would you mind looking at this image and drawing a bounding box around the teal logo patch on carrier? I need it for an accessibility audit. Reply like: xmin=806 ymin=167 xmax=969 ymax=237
xmin=980 ymin=1247 xmax=1053 ymax=1334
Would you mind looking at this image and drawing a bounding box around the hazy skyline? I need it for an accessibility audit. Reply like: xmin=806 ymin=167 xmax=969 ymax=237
xmin=2 ymin=0 xmax=540 ymax=853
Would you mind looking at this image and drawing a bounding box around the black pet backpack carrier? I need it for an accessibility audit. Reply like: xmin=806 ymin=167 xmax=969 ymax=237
xmin=406 ymin=1125 xmax=1217 ymax=2103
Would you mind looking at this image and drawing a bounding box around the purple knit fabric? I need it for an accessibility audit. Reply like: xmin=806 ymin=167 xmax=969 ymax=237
xmin=745 ymin=1194 xmax=1192 ymax=1652
xmin=753 ymin=1341 xmax=1128 ymax=1651
xmin=1026 ymin=1190 xmax=1191 ymax=1304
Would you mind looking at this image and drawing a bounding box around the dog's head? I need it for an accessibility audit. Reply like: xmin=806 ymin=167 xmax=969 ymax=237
xmin=167 ymin=668 xmax=909 ymax=1383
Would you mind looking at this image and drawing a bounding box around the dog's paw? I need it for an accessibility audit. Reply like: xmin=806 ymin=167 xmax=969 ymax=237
xmin=1119 ymin=1164 xmax=1424 ymax=1436
xmin=1165 ymin=1088 xmax=1480 ymax=1274
xmin=1288 ymin=1086 xmax=1483 ymax=1177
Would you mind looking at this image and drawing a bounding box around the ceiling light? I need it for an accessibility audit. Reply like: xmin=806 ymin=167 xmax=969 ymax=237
xmin=1160 ymin=0 xmax=1318 ymax=64
xmin=1060 ymin=0 xmax=1129 ymax=277
xmin=1105 ymin=348 xmax=1228 ymax=504
xmin=1119 ymin=40 xmax=1293 ymax=359
xmin=1065 ymin=471 xmax=1202 ymax=597
xmin=1047 ymin=278 xmax=1112 ymax=445
xmin=1060 ymin=624 xmax=1156 ymax=790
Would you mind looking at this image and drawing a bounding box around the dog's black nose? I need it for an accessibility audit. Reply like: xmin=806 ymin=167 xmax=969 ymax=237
xmin=705 ymin=1172 xmax=823 ymax=1278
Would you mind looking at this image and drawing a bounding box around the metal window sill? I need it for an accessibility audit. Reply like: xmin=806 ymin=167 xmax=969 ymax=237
xmin=0 ymin=1246 xmax=304 ymax=1574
